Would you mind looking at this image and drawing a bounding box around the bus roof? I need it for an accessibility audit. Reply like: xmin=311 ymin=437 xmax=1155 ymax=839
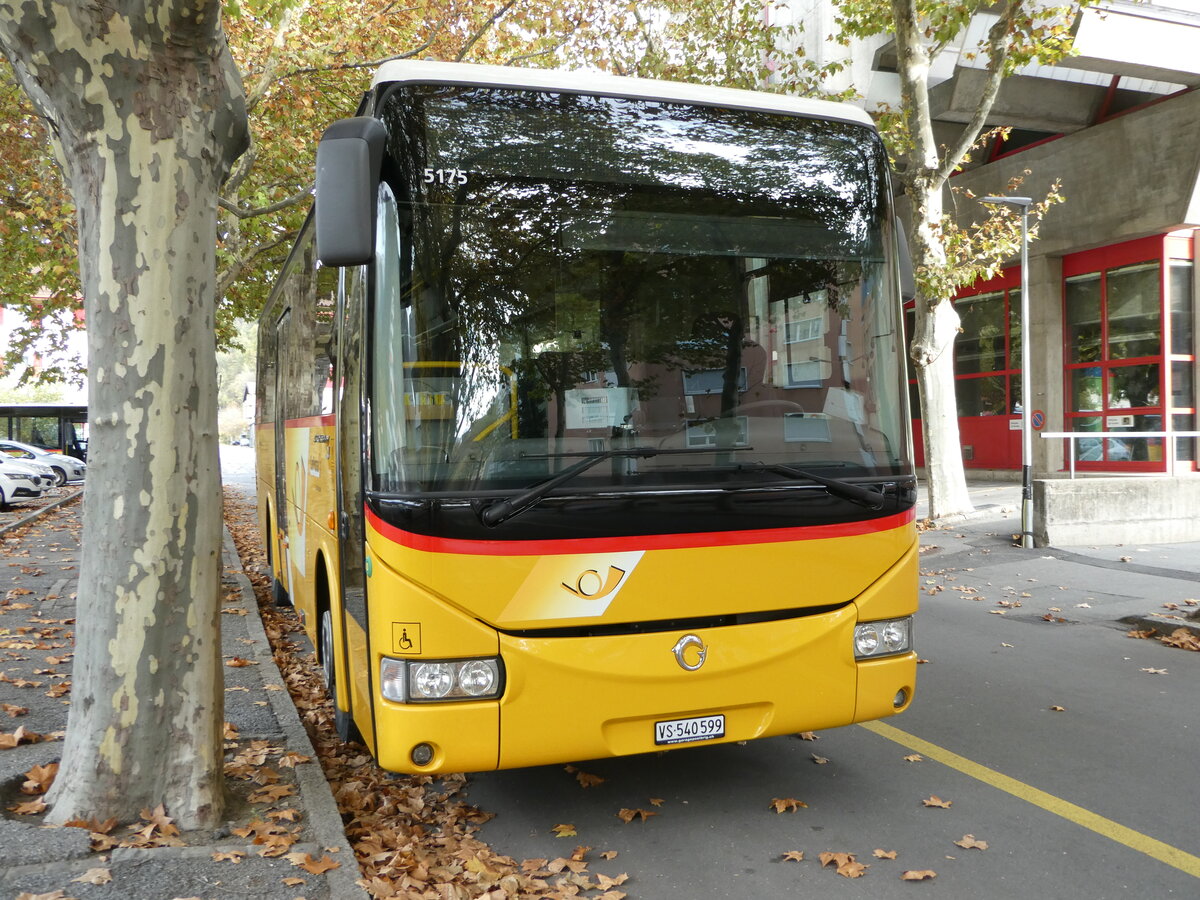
xmin=370 ymin=60 xmax=875 ymax=130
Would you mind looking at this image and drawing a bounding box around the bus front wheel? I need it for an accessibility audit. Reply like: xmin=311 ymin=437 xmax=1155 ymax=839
xmin=319 ymin=607 xmax=362 ymax=745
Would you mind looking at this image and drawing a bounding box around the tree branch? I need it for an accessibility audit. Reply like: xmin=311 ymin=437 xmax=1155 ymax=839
xmin=934 ymin=0 xmax=1019 ymax=185
xmin=455 ymin=0 xmax=520 ymax=62
xmin=218 ymin=185 xmax=312 ymax=220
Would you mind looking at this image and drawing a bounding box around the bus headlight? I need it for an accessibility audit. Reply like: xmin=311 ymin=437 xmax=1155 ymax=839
xmin=854 ymin=617 xmax=912 ymax=659
xmin=379 ymin=657 xmax=504 ymax=703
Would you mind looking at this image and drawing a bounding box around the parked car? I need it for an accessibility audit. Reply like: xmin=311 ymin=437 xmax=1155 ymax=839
xmin=0 ymin=439 xmax=87 ymax=486
xmin=0 ymin=457 xmax=50 ymax=506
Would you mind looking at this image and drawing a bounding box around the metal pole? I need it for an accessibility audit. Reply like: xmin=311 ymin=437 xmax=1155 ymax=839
xmin=1019 ymin=206 xmax=1033 ymax=549
xmin=982 ymin=195 xmax=1034 ymax=547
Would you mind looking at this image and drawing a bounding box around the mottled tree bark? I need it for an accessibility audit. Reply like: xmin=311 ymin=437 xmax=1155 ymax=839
xmin=0 ymin=1 xmax=248 ymax=827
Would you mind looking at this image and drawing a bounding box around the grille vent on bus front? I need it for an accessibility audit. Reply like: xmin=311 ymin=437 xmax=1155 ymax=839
xmin=496 ymin=600 xmax=853 ymax=639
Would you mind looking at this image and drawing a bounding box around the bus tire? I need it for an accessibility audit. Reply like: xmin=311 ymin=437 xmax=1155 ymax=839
xmin=320 ymin=606 xmax=362 ymax=745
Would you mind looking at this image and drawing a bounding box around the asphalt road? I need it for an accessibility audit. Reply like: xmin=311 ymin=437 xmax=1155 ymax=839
xmin=465 ymin=520 xmax=1200 ymax=899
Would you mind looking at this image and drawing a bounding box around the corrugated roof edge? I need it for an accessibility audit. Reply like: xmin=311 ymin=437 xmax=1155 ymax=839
xmin=370 ymin=60 xmax=875 ymax=130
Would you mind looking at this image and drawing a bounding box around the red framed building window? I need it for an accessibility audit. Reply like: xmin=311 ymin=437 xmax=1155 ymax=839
xmin=907 ymin=267 xmax=1024 ymax=469
xmin=1062 ymin=234 xmax=1195 ymax=472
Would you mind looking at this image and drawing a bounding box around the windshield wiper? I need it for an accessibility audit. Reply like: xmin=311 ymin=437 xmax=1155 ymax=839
xmin=480 ymin=447 xmax=660 ymax=526
xmin=749 ymin=463 xmax=886 ymax=510
xmin=480 ymin=445 xmax=751 ymax=526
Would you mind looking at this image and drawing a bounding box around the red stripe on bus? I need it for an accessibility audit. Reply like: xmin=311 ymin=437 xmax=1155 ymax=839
xmin=283 ymin=415 xmax=337 ymax=428
xmin=365 ymin=507 xmax=915 ymax=556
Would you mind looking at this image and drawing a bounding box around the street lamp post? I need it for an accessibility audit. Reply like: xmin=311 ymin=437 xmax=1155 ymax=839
xmin=982 ymin=195 xmax=1034 ymax=548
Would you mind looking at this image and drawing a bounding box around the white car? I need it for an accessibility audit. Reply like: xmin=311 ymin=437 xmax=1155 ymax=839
xmin=0 ymin=439 xmax=86 ymax=486
xmin=0 ymin=457 xmax=50 ymax=506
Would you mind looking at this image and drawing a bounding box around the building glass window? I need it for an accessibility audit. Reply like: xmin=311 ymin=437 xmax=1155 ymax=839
xmin=953 ymin=282 xmax=1021 ymax=417
xmin=1062 ymin=236 xmax=1196 ymax=471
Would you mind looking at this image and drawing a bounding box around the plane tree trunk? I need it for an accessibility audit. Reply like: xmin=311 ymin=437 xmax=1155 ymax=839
xmin=0 ymin=0 xmax=248 ymax=828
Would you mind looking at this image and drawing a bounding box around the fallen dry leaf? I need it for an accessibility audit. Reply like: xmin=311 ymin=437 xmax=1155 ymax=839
xmin=71 ymin=867 xmax=112 ymax=885
xmin=285 ymin=851 xmax=340 ymax=874
xmin=782 ymin=851 xmax=805 ymax=862
xmin=1050 ymin=705 xmax=1065 ymax=712
xmin=810 ymin=754 xmax=829 ymax=765
xmin=872 ymin=849 xmax=897 ymax=859
xmin=1141 ymin=667 xmax=1168 ymax=675
xmin=819 ymin=851 xmax=868 ymax=878
xmin=770 ymin=797 xmax=808 ymax=814
xmin=1161 ymin=628 xmax=1200 ymax=651
xmin=922 ymin=795 xmax=952 ymax=809
xmin=552 ymin=823 xmax=577 ymax=837
xmin=616 ymin=808 xmax=658 ymax=823
xmin=954 ymin=834 xmax=989 ymax=851
xmin=901 ymin=869 xmax=937 ymax=881
xmin=21 ymin=762 xmax=58 ymax=794
xmin=903 ymin=753 xmax=923 ymax=763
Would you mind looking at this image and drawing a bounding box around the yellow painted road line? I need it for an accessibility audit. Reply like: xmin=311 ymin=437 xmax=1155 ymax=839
xmin=861 ymin=719 xmax=1200 ymax=880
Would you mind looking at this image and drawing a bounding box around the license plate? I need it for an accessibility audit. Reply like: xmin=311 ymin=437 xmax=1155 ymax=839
xmin=654 ymin=714 xmax=726 ymax=746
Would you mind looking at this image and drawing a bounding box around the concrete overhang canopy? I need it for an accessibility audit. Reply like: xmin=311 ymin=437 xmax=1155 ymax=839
xmin=1059 ymin=0 xmax=1200 ymax=88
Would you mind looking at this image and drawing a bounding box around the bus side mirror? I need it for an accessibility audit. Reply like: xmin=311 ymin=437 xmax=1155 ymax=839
xmin=896 ymin=227 xmax=916 ymax=304
xmin=315 ymin=117 xmax=388 ymax=267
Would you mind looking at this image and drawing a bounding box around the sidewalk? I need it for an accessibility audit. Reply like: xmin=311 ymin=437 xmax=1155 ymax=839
xmin=0 ymin=493 xmax=367 ymax=900
xmin=917 ymin=479 xmax=1200 ymax=638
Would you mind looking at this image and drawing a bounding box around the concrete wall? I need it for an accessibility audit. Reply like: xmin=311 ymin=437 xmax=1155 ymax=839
xmin=950 ymin=87 xmax=1200 ymax=255
xmin=1034 ymin=476 xmax=1200 ymax=545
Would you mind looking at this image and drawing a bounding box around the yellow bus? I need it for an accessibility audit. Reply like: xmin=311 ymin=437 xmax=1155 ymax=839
xmin=256 ymin=61 xmax=918 ymax=774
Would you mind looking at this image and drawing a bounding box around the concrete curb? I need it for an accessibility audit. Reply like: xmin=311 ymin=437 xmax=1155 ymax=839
xmin=221 ymin=526 xmax=370 ymax=900
xmin=0 ymin=487 xmax=84 ymax=538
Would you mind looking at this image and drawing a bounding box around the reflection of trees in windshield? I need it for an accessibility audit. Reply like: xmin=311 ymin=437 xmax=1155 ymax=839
xmin=373 ymin=85 xmax=904 ymax=492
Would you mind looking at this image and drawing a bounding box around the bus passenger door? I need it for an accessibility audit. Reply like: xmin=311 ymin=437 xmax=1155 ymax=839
xmin=272 ymin=310 xmax=291 ymax=602
xmin=335 ymin=267 xmax=374 ymax=749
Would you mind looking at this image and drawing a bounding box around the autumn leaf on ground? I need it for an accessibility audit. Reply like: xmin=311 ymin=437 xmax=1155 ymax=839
xmin=226 ymin=656 xmax=257 ymax=667
xmin=1 ymin=702 xmax=28 ymax=717
xmin=1141 ymin=667 xmax=1168 ymax=675
xmin=14 ymin=891 xmax=72 ymax=900
xmin=810 ymin=753 xmax=829 ymax=764
xmin=648 ymin=797 xmax=664 ymax=807
xmin=770 ymin=797 xmax=808 ymax=813
xmin=901 ymin=869 xmax=937 ymax=880
xmin=281 ymin=877 xmax=306 ymax=887
xmin=21 ymin=762 xmax=58 ymax=794
xmin=903 ymin=754 xmax=923 ymax=763
xmin=71 ymin=867 xmax=113 ymax=885
xmin=552 ymin=823 xmax=577 ymax=837
xmin=616 ymin=808 xmax=658 ymax=823
xmin=781 ymin=851 xmax=805 ymax=862
xmin=248 ymin=783 xmax=296 ymax=804
xmin=922 ymin=795 xmax=952 ymax=808
xmin=819 ymin=851 xmax=868 ymax=878
xmin=574 ymin=770 xmax=605 ymax=789
xmin=285 ymin=851 xmax=340 ymax=874
xmin=795 ymin=731 xmax=818 ymax=741
xmin=596 ymin=872 xmax=629 ymax=889
xmin=1050 ymin=705 xmax=1065 ymax=712
xmin=8 ymin=797 xmax=47 ymax=815
xmin=955 ymin=834 xmax=989 ymax=850
xmin=872 ymin=849 xmax=897 ymax=859
xmin=1161 ymin=628 xmax=1200 ymax=651
xmin=212 ymin=850 xmax=246 ymax=863
xmin=600 ymin=850 xmax=619 ymax=860
xmin=139 ymin=806 xmax=178 ymax=844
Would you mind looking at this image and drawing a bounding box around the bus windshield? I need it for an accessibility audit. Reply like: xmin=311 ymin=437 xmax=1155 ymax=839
xmin=370 ymin=85 xmax=910 ymax=495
